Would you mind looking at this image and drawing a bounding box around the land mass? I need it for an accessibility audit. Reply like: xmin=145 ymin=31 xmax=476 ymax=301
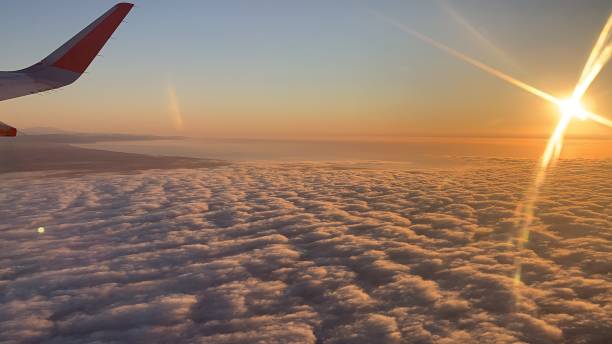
xmin=0 ymin=133 xmax=227 ymax=174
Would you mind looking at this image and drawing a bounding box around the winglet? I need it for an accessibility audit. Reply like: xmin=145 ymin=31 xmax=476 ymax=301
xmin=41 ymin=3 xmax=134 ymax=74
xmin=0 ymin=122 xmax=17 ymax=137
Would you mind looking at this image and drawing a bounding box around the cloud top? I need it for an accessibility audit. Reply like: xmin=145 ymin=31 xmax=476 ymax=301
xmin=1 ymin=159 xmax=610 ymax=343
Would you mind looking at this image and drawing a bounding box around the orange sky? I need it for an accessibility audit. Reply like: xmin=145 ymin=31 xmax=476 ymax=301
xmin=0 ymin=0 xmax=610 ymax=141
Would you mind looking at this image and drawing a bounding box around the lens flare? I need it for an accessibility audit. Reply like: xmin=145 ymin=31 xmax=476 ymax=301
xmin=435 ymin=0 xmax=519 ymax=70
xmin=167 ymin=83 xmax=184 ymax=132
xmin=370 ymin=10 xmax=559 ymax=104
xmin=519 ymin=13 xmax=612 ymax=236
xmin=575 ymin=14 xmax=612 ymax=100
xmin=584 ymin=110 xmax=612 ymax=128
xmin=370 ymin=9 xmax=612 ymax=309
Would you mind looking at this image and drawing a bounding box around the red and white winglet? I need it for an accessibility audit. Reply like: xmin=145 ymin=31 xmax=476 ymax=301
xmin=0 ymin=3 xmax=134 ymax=136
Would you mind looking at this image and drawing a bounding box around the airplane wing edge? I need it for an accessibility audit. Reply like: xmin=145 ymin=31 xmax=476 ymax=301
xmin=0 ymin=3 xmax=134 ymax=137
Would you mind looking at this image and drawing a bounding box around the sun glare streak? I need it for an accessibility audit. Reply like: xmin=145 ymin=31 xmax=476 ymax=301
xmin=573 ymin=44 xmax=612 ymax=99
xmin=576 ymin=14 xmax=612 ymax=93
xmin=585 ymin=111 xmax=612 ymax=128
xmin=520 ymin=113 xmax=572 ymax=224
xmin=370 ymin=10 xmax=559 ymax=104
xmin=541 ymin=114 xmax=573 ymax=169
xmin=436 ymin=0 xmax=519 ymax=70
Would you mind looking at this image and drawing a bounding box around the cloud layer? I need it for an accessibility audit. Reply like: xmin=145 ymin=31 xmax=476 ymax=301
xmin=1 ymin=159 xmax=610 ymax=343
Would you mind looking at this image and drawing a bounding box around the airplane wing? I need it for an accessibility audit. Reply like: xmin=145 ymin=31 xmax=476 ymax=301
xmin=0 ymin=2 xmax=134 ymax=136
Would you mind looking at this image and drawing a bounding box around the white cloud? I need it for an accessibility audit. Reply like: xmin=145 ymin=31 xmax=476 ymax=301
xmin=0 ymin=159 xmax=610 ymax=343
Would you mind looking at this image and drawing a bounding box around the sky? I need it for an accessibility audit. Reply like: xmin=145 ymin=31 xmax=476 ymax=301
xmin=0 ymin=0 xmax=611 ymax=139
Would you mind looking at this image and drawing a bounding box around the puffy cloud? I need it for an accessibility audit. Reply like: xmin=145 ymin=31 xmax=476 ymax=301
xmin=0 ymin=158 xmax=610 ymax=343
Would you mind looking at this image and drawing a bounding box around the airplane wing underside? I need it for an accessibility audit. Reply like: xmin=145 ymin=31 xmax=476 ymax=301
xmin=0 ymin=2 xmax=134 ymax=136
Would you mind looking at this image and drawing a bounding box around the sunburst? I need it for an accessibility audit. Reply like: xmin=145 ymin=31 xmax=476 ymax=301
xmin=371 ymin=9 xmax=612 ymax=305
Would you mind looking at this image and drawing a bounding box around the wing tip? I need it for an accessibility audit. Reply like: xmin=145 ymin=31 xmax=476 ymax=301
xmin=115 ymin=3 xmax=135 ymax=11
xmin=50 ymin=2 xmax=134 ymax=74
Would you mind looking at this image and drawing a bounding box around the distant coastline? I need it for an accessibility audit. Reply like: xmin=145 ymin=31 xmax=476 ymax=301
xmin=0 ymin=133 xmax=228 ymax=175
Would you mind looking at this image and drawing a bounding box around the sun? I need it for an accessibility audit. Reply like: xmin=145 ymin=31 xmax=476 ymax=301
xmin=558 ymin=98 xmax=588 ymax=120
